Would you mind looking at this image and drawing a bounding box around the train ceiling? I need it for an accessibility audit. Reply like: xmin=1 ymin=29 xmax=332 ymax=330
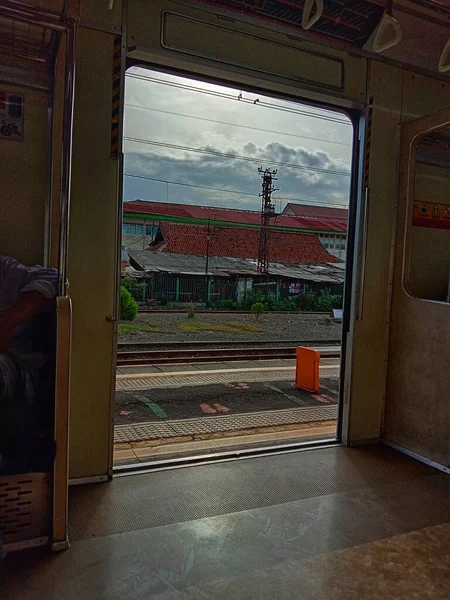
xmin=197 ymin=1 xmax=385 ymax=47
xmin=194 ymin=0 xmax=450 ymax=76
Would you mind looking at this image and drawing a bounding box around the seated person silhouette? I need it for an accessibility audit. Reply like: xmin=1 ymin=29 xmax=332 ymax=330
xmin=0 ymin=256 xmax=58 ymax=471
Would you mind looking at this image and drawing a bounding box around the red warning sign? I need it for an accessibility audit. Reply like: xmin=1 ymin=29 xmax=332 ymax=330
xmin=412 ymin=201 xmax=450 ymax=230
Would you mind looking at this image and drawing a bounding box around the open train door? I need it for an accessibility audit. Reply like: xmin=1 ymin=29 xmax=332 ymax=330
xmin=384 ymin=107 xmax=450 ymax=472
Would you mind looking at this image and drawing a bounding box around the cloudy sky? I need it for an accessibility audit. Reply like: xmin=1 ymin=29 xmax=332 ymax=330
xmin=123 ymin=67 xmax=353 ymax=212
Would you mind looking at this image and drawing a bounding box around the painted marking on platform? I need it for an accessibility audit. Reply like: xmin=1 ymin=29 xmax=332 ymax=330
xmin=200 ymin=403 xmax=217 ymax=414
xmin=213 ymin=403 xmax=231 ymax=413
xmin=132 ymin=394 xmax=168 ymax=420
xmin=263 ymin=383 xmax=308 ymax=407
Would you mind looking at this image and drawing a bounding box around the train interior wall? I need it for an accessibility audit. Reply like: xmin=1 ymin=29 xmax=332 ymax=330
xmin=0 ymin=78 xmax=49 ymax=265
xmin=384 ymin=95 xmax=450 ymax=468
xmin=0 ymin=0 xmax=448 ymax=480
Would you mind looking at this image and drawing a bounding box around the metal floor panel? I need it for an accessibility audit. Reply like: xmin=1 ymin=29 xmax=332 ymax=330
xmin=68 ymin=445 xmax=440 ymax=542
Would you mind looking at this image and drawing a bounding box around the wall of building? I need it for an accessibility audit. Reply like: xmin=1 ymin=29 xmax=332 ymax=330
xmin=318 ymin=234 xmax=347 ymax=260
xmin=122 ymin=216 xmax=158 ymax=251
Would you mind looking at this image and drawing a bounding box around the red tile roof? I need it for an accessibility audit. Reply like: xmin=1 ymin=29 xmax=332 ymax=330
xmin=123 ymin=200 xmax=347 ymax=233
xmin=124 ymin=200 xmax=192 ymax=219
xmin=152 ymin=222 xmax=340 ymax=264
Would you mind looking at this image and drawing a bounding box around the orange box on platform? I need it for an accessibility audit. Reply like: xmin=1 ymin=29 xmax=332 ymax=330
xmin=296 ymin=347 xmax=320 ymax=393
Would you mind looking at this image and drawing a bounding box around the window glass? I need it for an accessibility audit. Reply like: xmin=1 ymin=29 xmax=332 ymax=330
xmin=405 ymin=125 xmax=450 ymax=302
xmin=123 ymin=223 xmax=144 ymax=235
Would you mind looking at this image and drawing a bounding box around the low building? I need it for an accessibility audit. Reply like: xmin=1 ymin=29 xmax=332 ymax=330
xmin=122 ymin=199 xmax=348 ymax=259
xmin=127 ymin=222 xmax=344 ymax=303
xmin=282 ymin=202 xmax=348 ymax=258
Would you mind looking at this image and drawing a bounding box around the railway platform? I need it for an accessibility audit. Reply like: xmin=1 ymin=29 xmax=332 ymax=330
xmin=114 ymin=357 xmax=340 ymax=466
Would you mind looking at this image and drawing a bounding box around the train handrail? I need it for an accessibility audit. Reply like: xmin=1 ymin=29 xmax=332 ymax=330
xmin=438 ymin=37 xmax=450 ymax=73
xmin=372 ymin=14 xmax=402 ymax=53
xmin=302 ymin=0 xmax=323 ymax=30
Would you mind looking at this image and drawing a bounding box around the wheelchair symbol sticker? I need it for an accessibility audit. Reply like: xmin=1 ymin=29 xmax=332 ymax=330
xmin=0 ymin=91 xmax=23 ymax=141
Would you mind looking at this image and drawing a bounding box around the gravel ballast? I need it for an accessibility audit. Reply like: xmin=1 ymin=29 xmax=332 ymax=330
xmin=119 ymin=312 xmax=342 ymax=345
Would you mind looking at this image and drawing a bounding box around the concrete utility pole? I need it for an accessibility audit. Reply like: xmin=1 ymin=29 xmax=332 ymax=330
xmin=205 ymin=217 xmax=211 ymax=275
xmin=205 ymin=217 xmax=212 ymax=301
xmin=257 ymin=167 xmax=277 ymax=274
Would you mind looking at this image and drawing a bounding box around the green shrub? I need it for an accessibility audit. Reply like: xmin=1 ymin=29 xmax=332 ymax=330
xmin=121 ymin=277 xmax=146 ymax=302
xmin=212 ymin=299 xmax=235 ymax=310
xmin=159 ymin=296 xmax=168 ymax=306
xmin=240 ymin=290 xmax=264 ymax=310
xmin=293 ymin=289 xmax=342 ymax=312
xmin=120 ymin=286 xmax=138 ymax=321
xmin=316 ymin=289 xmax=334 ymax=312
xmin=296 ymin=290 xmax=318 ymax=311
xmin=251 ymin=302 xmax=265 ymax=320
xmin=276 ymin=299 xmax=297 ymax=311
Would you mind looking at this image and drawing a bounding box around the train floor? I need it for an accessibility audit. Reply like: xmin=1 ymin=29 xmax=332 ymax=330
xmin=114 ymin=358 xmax=339 ymax=465
xmin=1 ymin=445 xmax=449 ymax=599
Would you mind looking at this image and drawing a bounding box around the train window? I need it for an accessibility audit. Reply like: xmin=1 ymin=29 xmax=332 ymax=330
xmin=405 ymin=124 xmax=450 ymax=302
xmin=123 ymin=222 xmax=144 ymax=235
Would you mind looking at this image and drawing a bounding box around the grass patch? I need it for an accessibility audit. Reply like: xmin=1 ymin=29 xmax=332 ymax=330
xmin=177 ymin=320 xmax=262 ymax=334
xmin=119 ymin=321 xmax=163 ymax=335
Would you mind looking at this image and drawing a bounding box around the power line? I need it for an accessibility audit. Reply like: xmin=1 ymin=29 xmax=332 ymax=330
xmin=123 ymin=172 xmax=349 ymax=208
xmin=124 ymin=137 xmax=351 ymax=176
xmin=125 ymin=103 xmax=352 ymax=147
xmin=124 ymin=173 xmax=257 ymax=196
xmin=126 ymin=73 xmax=351 ymax=126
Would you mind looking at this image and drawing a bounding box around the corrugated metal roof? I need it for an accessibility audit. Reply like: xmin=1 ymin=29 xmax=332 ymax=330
xmin=129 ymin=251 xmax=344 ymax=284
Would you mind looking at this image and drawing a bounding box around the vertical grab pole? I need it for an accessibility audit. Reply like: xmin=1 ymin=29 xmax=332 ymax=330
xmin=58 ymin=23 xmax=76 ymax=297
xmin=52 ymin=21 xmax=76 ymax=552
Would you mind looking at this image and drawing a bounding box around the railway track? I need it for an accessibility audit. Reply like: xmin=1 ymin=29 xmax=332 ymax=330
xmin=137 ymin=309 xmax=330 ymax=315
xmin=117 ymin=339 xmax=340 ymax=350
xmin=117 ymin=344 xmax=341 ymax=366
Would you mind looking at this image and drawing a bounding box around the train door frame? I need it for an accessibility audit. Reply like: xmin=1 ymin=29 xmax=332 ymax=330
xmin=111 ymin=59 xmax=367 ymax=472
xmin=0 ymin=2 xmax=76 ymax=551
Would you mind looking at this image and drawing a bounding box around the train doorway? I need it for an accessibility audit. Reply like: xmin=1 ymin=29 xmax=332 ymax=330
xmin=113 ymin=66 xmax=357 ymax=469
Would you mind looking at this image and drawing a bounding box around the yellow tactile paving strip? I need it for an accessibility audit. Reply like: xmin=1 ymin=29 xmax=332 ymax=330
xmin=114 ymin=423 xmax=337 ymax=463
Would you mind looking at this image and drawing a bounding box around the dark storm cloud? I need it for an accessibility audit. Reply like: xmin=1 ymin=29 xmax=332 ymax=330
xmin=123 ymin=140 xmax=351 ymax=209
